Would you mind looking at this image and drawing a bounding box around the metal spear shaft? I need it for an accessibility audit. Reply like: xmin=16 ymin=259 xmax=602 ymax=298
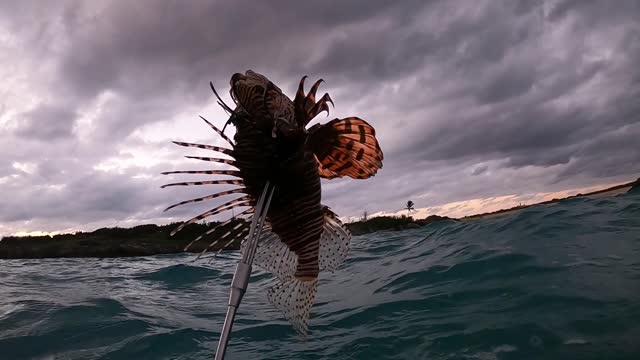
xmin=214 ymin=181 xmax=275 ymax=360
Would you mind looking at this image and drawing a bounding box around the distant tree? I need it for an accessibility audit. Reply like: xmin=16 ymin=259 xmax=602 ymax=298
xmin=362 ymin=210 xmax=368 ymax=222
xmin=406 ymin=200 xmax=415 ymax=214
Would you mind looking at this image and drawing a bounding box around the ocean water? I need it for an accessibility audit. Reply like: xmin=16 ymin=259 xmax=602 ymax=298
xmin=1 ymin=191 xmax=639 ymax=360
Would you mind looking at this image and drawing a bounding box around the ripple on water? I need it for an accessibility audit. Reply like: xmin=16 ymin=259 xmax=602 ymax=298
xmin=1 ymin=191 xmax=639 ymax=359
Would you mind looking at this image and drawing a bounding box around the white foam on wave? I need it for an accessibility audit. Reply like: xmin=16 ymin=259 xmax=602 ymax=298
xmin=465 ymin=344 xmax=518 ymax=360
xmin=0 ymin=303 xmax=24 ymax=320
xmin=564 ymin=338 xmax=589 ymax=345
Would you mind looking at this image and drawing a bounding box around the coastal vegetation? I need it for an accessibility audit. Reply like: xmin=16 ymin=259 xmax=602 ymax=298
xmin=346 ymin=214 xmax=453 ymax=236
xmin=0 ymin=215 xmax=452 ymax=259
xmin=0 ymin=221 xmax=247 ymax=259
xmin=405 ymin=200 xmax=415 ymax=214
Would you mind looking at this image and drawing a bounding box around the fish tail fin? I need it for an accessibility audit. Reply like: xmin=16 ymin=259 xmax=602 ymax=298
xmin=307 ymin=117 xmax=383 ymax=179
xmin=267 ymin=277 xmax=318 ymax=337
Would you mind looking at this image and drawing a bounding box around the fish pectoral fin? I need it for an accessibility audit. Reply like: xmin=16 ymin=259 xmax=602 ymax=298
xmin=252 ymin=227 xmax=299 ymax=281
xmin=319 ymin=206 xmax=352 ymax=272
xmin=307 ymin=117 xmax=384 ymax=179
xmin=251 ymin=209 xmax=351 ymax=335
xmin=267 ymin=277 xmax=318 ymax=337
xmin=252 ymin=208 xmax=351 ymax=277
xmin=251 ymin=226 xmax=315 ymax=335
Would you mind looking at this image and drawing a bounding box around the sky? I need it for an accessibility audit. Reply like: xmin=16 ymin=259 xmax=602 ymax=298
xmin=1 ymin=0 xmax=639 ymax=236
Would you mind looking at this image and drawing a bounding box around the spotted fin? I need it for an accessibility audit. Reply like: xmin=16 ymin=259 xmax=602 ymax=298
xmin=249 ymin=207 xmax=350 ymax=335
xmin=252 ymin=229 xmax=299 ymax=280
xmin=243 ymin=224 xmax=316 ymax=335
xmin=252 ymin=207 xmax=350 ymax=279
xmin=307 ymin=117 xmax=383 ymax=179
xmin=318 ymin=207 xmax=351 ymax=272
xmin=267 ymin=278 xmax=318 ymax=336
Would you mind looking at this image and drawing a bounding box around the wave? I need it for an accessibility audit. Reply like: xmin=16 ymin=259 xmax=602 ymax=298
xmin=0 ymin=191 xmax=639 ymax=359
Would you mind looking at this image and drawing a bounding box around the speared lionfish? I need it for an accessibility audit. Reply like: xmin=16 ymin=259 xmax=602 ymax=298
xmin=162 ymin=70 xmax=383 ymax=335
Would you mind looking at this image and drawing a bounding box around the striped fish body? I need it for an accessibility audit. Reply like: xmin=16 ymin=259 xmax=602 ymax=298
xmin=232 ymin=112 xmax=324 ymax=279
xmin=163 ymin=70 xmax=384 ymax=335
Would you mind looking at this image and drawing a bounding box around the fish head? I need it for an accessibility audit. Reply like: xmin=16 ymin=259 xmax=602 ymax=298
xmin=229 ymin=70 xmax=302 ymax=139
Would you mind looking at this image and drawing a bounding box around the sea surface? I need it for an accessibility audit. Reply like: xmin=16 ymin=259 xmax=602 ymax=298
xmin=1 ymin=190 xmax=639 ymax=360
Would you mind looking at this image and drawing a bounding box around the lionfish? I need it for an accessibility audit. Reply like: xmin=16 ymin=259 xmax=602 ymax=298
xmin=162 ymin=70 xmax=383 ymax=334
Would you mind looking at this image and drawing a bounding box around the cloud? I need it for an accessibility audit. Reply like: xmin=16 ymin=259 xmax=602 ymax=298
xmin=471 ymin=164 xmax=489 ymax=176
xmin=0 ymin=0 xmax=639 ymax=235
xmin=13 ymin=104 xmax=77 ymax=140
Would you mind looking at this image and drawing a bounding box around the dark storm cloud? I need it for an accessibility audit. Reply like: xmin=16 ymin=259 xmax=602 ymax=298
xmin=306 ymin=1 xmax=543 ymax=89
xmin=13 ymin=105 xmax=76 ymax=140
xmin=1 ymin=152 xmax=231 ymax=232
xmin=1 ymin=0 xmax=639 ymax=234
xmin=547 ymin=0 xmax=640 ymax=23
xmin=46 ymin=0 xmax=433 ymax=146
xmin=55 ymin=0 xmax=427 ymax=105
xmin=386 ymin=41 xmax=636 ymax=171
xmin=475 ymin=64 xmax=537 ymax=105
xmin=556 ymin=122 xmax=640 ymax=181
xmin=471 ymin=164 xmax=489 ymax=176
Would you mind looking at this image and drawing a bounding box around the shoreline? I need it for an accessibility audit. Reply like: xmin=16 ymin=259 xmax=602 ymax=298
xmin=2 ymin=177 xmax=637 ymax=259
xmin=461 ymin=178 xmax=638 ymax=221
xmin=0 ymin=222 xmax=245 ymax=260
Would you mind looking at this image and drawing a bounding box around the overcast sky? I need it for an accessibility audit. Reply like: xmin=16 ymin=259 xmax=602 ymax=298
xmin=1 ymin=0 xmax=639 ymax=236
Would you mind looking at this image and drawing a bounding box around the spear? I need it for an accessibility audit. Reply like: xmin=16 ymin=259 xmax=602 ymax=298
xmin=214 ymin=181 xmax=275 ymax=360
